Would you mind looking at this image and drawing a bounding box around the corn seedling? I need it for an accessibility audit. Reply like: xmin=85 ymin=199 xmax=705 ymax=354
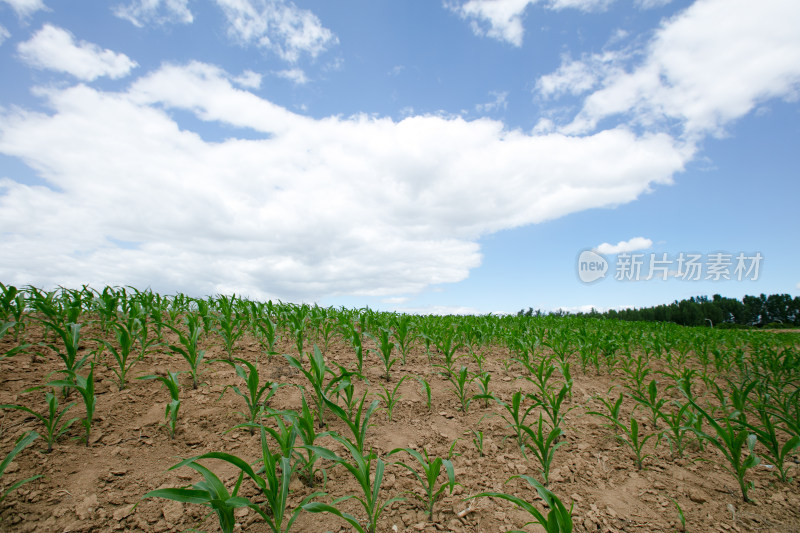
xmin=1 ymin=391 xmax=78 ymax=452
xmin=324 ymin=392 xmax=379 ymax=455
xmin=376 ymin=375 xmax=406 ymax=421
xmin=48 ymin=364 xmax=95 ymax=446
xmin=617 ymin=416 xmax=657 ymax=471
xmin=40 ymin=321 xmax=91 ymax=386
xmin=0 ymin=431 xmax=41 ymax=506
xmin=97 ymin=321 xmax=138 ymax=390
xmin=469 ymin=428 xmax=485 ymax=457
xmin=740 ymin=404 xmax=799 ymax=483
xmin=276 ymin=395 xmax=330 ymax=487
xmin=661 ymin=400 xmax=693 ymax=459
xmin=587 ymin=390 xmax=626 ymax=431
xmin=468 ymin=474 xmax=573 ymax=533
xmin=390 ymin=314 xmax=416 ymax=365
xmin=212 ymin=294 xmax=246 ymax=360
xmin=138 ymin=371 xmax=181 ymax=439
xmin=217 ymin=358 xmax=281 ymax=434
xmin=145 ymin=418 xmax=323 ymax=533
xmin=495 ymin=390 xmax=538 ymax=450
xmin=519 ymin=413 xmax=565 ymax=485
xmin=630 ymin=379 xmax=668 ymax=430
xmin=416 ymin=377 xmax=432 ymax=410
xmin=369 ymin=327 xmax=399 ymax=382
xmin=388 ymin=446 xmax=456 ymax=519
xmin=164 ymin=317 xmax=205 ymax=389
xmin=285 ymin=345 xmax=341 ymax=428
xmin=671 ymin=497 xmax=687 ymax=532
xmin=687 ymin=399 xmax=760 ymax=502
xmin=304 ymin=434 xmax=404 ymax=533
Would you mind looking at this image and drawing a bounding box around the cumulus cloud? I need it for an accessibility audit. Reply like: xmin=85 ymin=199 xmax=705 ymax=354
xmin=214 ymin=0 xmax=337 ymax=63
xmin=545 ymin=0 xmax=800 ymax=138
xmin=275 ymin=67 xmax=308 ymax=85
xmin=0 ymin=61 xmax=688 ymax=301
xmin=1 ymin=0 xmax=46 ymax=18
xmin=475 ymin=90 xmax=509 ymax=113
xmin=0 ymin=25 xmax=9 ymax=46
xmin=233 ymin=69 xmax=262 ymax=89
xmin=17 ymin=24 xmax=137 ymax=81
xmin=595 ymin=237 xmax=653 ymax=255
xmin=446 ymin=0 xmax=612 ymax=46
xmin=114 ymin=0 xmax=193 ymax=27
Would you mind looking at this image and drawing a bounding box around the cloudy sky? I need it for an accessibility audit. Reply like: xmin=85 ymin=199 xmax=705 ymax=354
xmin=0 ymin=0 xmax=798 ymax=314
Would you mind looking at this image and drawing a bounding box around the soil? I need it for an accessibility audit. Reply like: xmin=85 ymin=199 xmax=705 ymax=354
xmin=1 ymin=321 xmax=798 ymax=533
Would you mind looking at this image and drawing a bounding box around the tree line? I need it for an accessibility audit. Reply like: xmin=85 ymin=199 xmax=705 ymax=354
xmin=519 ymin=293 xmax=800 ymax=328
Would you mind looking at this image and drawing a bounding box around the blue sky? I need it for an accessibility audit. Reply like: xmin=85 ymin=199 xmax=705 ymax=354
xmin=0 ymin=0 xmax=798 ymax=314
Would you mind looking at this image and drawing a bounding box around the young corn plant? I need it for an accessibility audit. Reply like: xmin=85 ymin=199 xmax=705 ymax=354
xmin=470 ymin=428 xmax=485 ymax=457
xmin=276 ymin=395 xmax=330 ymax=487
xmin=416 ymin=377 xmax=432 ymax=411
xmin=217 ymin=358 xmax=281 ymax=434
xmin=304 ymin=434 xmax=404 ymax=533
xmin=1 ymin=391 xmax=78 ymax=452
xmin=616 ymin=416 xmax=657 ymax=471
xmin=468 ymin=475 xmax=573 ymax=533
xmin=138 ymin=371 xmax=181 ymax=439
xmin=144 ymin=420 xmax=323 ymax=533
xmin=661 ymin=400 xmax=693 ymax=459
xmin=387 ymin=447 xmax=456 ymax=520
xmin=390 ymin=314 xmax=416 ymax=365
xmin=97 ymin=320 xmax=139 ymax=390
xmin=447 ymin=365 xmax=476 ymax=414
xmin=369 ymin=327 xmax=399 ymax=382
xmin=40 ymin=321 xmax=91 ymax=386
xmin=376 ymin=375 xmax=406 ymax=422
xmin=48 ymin=364 xmax=96 ymax=446
xmin=253 ymin=315 xmax=280 ymax=360
xmin=164 ymin=317 xmax=206 ymax=389
xmin=687 ymin=399 xmax=760 ymax=502
xmin=630 ymin=379 xmax=668 ymax=430
xmin=0 ymin=431 xmax=41 ymax=506
xmin=587 ymin=390 xmax=626 ymax=431
xmin=324 ymin=393 xmax=380 ymax=455
xmin=211 ymin=295 xmax=246 ymax=360
xmin=518 ymin=413 xmax=565 ymax=486
xmin=285 ymin=345 xmax=339 ymax=427
xmin=740 ymin=404 xmax=798 ymax=483
xmin=495 ymin=390 xmax=538 ymax=451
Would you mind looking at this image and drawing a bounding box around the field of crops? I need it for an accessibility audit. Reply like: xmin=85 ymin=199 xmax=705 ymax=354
xmin=0 ymin=284 xmax=798 ymax=532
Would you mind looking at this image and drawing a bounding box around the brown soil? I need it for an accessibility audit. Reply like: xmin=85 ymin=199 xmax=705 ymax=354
xmin=1 ymin=322 xmax=798 ymax=533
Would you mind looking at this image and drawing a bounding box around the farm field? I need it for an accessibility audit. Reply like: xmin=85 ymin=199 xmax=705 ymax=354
xmin=0 ymin=285 xmax=798 ymax=533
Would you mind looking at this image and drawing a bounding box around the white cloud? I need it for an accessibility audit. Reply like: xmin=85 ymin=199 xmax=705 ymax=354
xmin=0 ymin=25 xmax=9 ymax=46
xmin=114 ymin=0 xmax=193 ymax=27
xmin=1 ymin=0 xmax=46 ymax=18
xmin=548 ymin=0 xmax=800 ymax=138
xmin=17 ymin=24 xmax=137 ymax=81
xmin=595 ymin=236 xmax=653 ymax=255
xmin=636 ymin=0 xmax=672 ymax=8
xmin=0 ymin=62 xmax=689 ymax=301
xmin=233 ymin=69 xmax=262 ymax=89
xmin=214 ymin=0 xmax=337 ymax=63
xmin=275 ymin=67 xmax=308 ymax=85
xmin=475 ymin=90 xmax=509 ymax=113
xmin=446 ymin=0 xmax=612 ymax=46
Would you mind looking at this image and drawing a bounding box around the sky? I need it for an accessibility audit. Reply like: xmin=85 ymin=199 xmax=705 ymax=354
xmin=0 ymin=0 xmax=798 ymax=315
